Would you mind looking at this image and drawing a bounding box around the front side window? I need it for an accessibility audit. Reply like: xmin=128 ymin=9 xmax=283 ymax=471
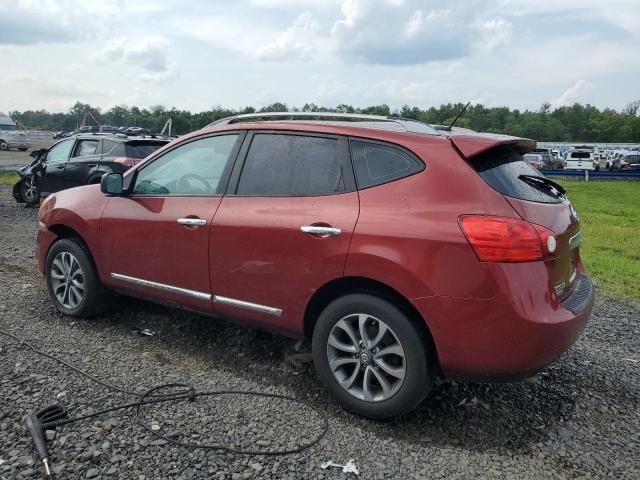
xmin=133 ymin=134 xmax=239 ymax=196
xmin=46 ymin=139 xmax=75 ymax=164
xmin=73 ymin=140 xmax=99 ymax=158
xmin=236 ymin=134 xmax=343 ymax=196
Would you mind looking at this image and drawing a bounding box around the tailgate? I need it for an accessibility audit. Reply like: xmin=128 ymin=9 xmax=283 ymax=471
xmin=457 ymin=136 xmax=584 ymax=302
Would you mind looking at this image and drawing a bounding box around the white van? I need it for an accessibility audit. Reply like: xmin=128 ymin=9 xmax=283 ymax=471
xmin=565 ymin=148 xmax=596 ymax=170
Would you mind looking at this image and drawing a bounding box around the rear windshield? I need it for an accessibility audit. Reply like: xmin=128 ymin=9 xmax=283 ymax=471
xmin=470 ymin=146 xmax=564 ymax=204
xmin=569 ymin=151 xmax=592 ymax=159
xmin=125 ymin=141 xmax=166 ymax=159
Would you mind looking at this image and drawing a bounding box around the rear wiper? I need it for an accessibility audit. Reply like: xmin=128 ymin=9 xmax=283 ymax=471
xmin=518 ymin=174 xmax=566 ymax=196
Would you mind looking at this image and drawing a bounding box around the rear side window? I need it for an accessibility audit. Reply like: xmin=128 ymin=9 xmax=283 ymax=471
xmin=73 ymin=140 xmax=99 ymax=157
xmin=102 ymin=140 xmax=119 ymax=155
xmin=236 ymin=134 xmax=343 ymax=196
xmin=126 ymin=141 xmax=166 ymax=159
xmin=470 ymin=146 xmax=564 ymax=204
xmin=350 ymin=139 xmax=424 ymax=189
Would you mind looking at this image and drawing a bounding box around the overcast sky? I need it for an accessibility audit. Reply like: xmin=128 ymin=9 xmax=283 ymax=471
xmin=1 ymin=0 xmax=639 ymax=113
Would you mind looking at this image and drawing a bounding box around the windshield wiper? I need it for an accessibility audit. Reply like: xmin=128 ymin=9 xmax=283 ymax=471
xmin=518 ymin=174 xmax=566 ymax=196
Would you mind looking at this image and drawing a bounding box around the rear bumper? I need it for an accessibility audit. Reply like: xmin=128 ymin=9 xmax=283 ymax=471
xmin=415 ymin=271 xmax=594 ymax=382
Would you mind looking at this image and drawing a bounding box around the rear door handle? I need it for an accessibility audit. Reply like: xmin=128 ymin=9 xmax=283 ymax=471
xmin=300 ymin=226 xmax=341 ymax=236
xmin=177 ymin=218 xmax=207 ymax=227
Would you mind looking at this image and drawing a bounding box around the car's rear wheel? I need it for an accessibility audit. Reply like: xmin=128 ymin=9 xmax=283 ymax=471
xmin=45 ymin=238 xmax=110 ymax=318
xmin=312 ymin=294 xmax=432 ymax=420
xmin=0 ymin=140 xmax=8 ymax=151
xmin=19 ymin=177 xmax=40 ymax=206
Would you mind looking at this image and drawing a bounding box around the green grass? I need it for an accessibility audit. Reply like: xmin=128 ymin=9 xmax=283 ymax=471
xmin=0 ymin=171 xmax=19 ymax=186
xmin=552 ymin=179 xmax=640 ymax=303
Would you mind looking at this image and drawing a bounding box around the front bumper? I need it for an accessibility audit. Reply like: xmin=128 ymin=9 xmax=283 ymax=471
xmin=36 ymin=226 xmax=58 ymax=274
xmin=8 ymin=141 xmax=31 ymax=149
xmin=415 ymin=270 xmax=594 ymax=381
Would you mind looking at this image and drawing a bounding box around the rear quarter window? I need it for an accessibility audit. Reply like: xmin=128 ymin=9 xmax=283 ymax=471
xmin=126 ymin=142 xmax=166 ymax=159
xmin=349 ymin=139 xmax=424 ymax=189
xmin=470 ymin=146 xmax=564 ymax=204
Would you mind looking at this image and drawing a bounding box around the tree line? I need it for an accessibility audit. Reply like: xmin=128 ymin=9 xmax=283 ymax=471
xmin=10 ymin=100 xmax=640 ymax=143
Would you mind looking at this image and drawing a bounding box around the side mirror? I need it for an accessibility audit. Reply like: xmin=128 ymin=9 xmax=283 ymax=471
xmin=101 ymin=173 xmax=124 ymax=195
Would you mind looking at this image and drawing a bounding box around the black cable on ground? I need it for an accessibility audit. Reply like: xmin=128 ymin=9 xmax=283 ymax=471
xmin=0 ymin=328 xmax=329 ymax=457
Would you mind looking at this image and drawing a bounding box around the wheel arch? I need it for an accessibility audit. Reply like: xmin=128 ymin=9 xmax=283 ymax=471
xmin=304 ymin=276 xmax=439 ymax=369
xmin=47 ymin=224 xmax=101 ymax=276
xmin=87 ymin=172 xmax=106 ymax=184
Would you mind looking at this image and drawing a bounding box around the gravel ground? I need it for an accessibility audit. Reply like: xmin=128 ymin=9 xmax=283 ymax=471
xmin=0 ymin=186 xmax=639 ymax=480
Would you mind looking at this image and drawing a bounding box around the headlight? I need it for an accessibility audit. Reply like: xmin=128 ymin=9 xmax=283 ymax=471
xmin=37 ymin=194 xmax=54 ymax=224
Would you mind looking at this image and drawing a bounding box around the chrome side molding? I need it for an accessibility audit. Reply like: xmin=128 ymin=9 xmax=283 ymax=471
xmin=110 ymin=273 xmax=282 ymax=316
xmin=213 ymin=295 xmax=283 ymax=316
xmin=110 ymin=273 xmax=211 ymax=301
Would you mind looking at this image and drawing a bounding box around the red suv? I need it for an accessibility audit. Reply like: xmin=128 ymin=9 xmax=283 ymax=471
xmin=35 ymin=113 xmax=594 ymax=419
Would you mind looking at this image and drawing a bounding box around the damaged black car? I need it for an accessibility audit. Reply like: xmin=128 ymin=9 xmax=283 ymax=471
xmin=13 ymin=133 xmax=169 ymax=206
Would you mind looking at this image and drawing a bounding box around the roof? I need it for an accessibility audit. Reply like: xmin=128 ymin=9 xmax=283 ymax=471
xmin=0 ymin=112 xmax=16 ymax=126
xmin=71 ymin=132 xmax=170 ymax=142
xmin=207 ymin=112 xmax=446 ymax=135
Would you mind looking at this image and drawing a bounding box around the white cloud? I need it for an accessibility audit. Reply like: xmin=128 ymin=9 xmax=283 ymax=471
xmin=101 ymin=36 xmax=176 ymax=81
xmin=1 ymin=0 xmax=639 ymax=113
xmin=553 ymin=80 xmax=594 ymax=107
xmin=257 ymin=11 xmax=319 ymax=62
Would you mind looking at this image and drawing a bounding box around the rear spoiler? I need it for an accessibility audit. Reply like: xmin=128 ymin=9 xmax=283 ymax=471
xmin=449 ymin=133 xmax=536 ymax=158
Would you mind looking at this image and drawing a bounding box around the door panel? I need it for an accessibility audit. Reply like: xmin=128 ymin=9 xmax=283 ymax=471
xmin=100 ymin=196 xmax=222 ymax=312
xmin=211 ymin=194 xmax=359 ymax=333
xmin=98 ymin=133 xmax=244 ymax=312
xmin=40 ymin=138 xmax=75 ymax=194
xmin=210 ymin=131 xmax=358 ymax=335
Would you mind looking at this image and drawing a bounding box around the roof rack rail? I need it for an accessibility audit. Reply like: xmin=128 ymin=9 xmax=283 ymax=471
xmin=206 ymin=112 xmax=441 ymax=135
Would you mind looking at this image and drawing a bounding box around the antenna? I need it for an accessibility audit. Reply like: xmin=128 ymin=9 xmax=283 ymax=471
xmin=448 ymin=101 xmax=471 ymax=129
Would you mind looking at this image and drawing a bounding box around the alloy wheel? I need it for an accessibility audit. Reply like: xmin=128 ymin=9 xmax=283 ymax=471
xmin=23 ymin=178 xmax=37 ymax=203
xmin=50 ymin=251 xmax=85 ymax=309
xmin=327 ymin=313 xmax=406 ymax=402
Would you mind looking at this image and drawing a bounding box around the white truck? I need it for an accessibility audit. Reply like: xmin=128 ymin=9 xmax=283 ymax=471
xmin=0 ymin=112 xmax=31 ymax=151
xmin=564 ymin=146 xmax=597 ymax=171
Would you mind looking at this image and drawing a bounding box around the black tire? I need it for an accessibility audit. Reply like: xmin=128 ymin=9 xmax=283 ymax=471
xmin=312 ymin=294 xmax=433 ymax=420
xmin=19 ymin=177 xmax=40 ymax=206
xmin=0 ymin=140 xmax=7 ymax=151
xmin=45 ymin=238 xmax=111 ymax=318
xmin=18 ymin=147 xmax=28 ymax=151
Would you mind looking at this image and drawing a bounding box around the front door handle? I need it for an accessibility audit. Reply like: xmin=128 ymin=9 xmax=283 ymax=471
xmin=300 ymin=225 xmax=341 ymax=237
xmin=177 ymin=218 xmax=207 ymax=227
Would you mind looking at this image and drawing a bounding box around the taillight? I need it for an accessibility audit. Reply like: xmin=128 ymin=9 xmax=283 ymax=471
xmin=459 ymin=215 xmax=556 ymax=263
xmin=113 ymin=156 xmax=135 ymax=167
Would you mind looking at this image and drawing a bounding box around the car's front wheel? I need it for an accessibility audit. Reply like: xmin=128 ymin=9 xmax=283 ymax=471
xmin=312 ymin=294 xmax=433 ymax=420
xmin=19 ymin=177 xmax=40 ymax=206
xmin=45 ymin=238 xmax=110 ymax=318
